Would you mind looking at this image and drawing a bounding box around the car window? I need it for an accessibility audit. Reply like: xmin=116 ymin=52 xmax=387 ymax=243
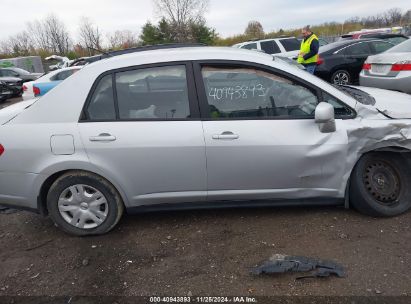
xmin=386 ymin=39 xmax=411 ymax=53
xmin=241 ymin=43 xmax=258 ymax=50
xmin=260 ymin=41 xmax=281 ymax=54
xmin=2 ymin=70 xmax=19 ymax=77
xmin=86 ymin=74 xmax=116 ymax=120
xmin=386 ymin=37 xmax=407 ymax=45
xmin=370 ymin=41 xmax=393 ymax=54
xmin=279 ymin=38 xmax=301 ymax=51
xmin=51 ymin=69 xmax=78 ymax=81
xmin=201 ymin=66 xmax=319 ymax=119
xmin=344 ymin=42 xmax=371 ymax=55
xmin=115 ymin=65 xmax=190 ymax=120
xmin=322 ymin=92 xmax=354 ymax=118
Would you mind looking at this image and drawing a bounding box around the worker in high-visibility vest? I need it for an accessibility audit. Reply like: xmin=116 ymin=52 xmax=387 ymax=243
xmin=297 ymin=25 xmax=319 ymax=75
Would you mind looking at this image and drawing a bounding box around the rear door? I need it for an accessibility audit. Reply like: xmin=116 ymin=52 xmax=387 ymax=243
xmin=343 ymin=42 xmax=373 ymax=81
xmin=194 ymin=61 xmax=352 ymax=202
xmin=78 ymin=62 xmax=207 ymax=207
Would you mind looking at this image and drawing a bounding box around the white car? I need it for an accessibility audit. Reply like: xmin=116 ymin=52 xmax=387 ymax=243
xmin=22 ymin=67 xmax=81 ymax=100
xmin=1 ymin=46 xmax=411 ymax=236
xmin=233 ymin=37 xmax=300 ymax=58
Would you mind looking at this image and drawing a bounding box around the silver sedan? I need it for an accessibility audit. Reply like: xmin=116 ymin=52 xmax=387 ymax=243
xmin=360 ymin=39 xmax=411 ymax=94
xmin=1 ymin=46 xmax=411 ymax=236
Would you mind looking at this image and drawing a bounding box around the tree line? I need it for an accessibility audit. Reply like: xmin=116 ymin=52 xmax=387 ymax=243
xmin=0 ymin=2 xmax=410 ymax=60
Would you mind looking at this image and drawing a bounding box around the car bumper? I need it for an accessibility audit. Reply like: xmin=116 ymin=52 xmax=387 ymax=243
xmin=0 ymin=171 xmax=42 ymax=212
xmin=359 ymin=72 xmax=411 ymax=94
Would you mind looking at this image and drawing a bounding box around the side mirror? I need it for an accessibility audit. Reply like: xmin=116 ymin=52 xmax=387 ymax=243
xmin=315 ymin=102 xmax=336 ymax=133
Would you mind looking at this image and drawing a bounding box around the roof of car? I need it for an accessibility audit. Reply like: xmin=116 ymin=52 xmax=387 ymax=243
xmin=233 ymin=37 xmax=297 ymax=47
xmin=319 ymin=39 xmax=390 ymax=53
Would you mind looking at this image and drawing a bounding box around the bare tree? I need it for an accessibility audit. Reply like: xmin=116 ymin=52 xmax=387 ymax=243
xmin=244 ymin=21 xmax=264 ymax=39
xmin=154 ymin=0 xmax=209 ymax=42
xmin=78 ymin=17 xmax=103 ymax=55
xmin=44 ymin=14 xmax=71 ymax=54
xmin=385 ymin=8 xmax=402 ymax=26
xmin=107 ymin=30 xmax=139 ymax=49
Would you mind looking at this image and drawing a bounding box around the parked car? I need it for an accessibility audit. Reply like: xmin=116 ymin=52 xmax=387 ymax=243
xmin=0 ymin=76 xmax=23 ymax=97
xmin=45 ymin=55 xmax=71 ymax=71
xmin=233 ymin=37 xmax=301 ymax=57
xmin=1 ymin=46 xmax=411 ymax=236
xmin=315 ymin=39 xmax=395 ymax=85
xmin=23 ymin=67 xmax=82 ymax=100
xmin=360 ymin=38 xmax=411 ymax=94
xmin=0 ymin=81 xmax=13 ymax=102
xmin=0 ymin=67 xmax=43 ymax=82
xmin=340 ymin=32 xmax=408 ymax=45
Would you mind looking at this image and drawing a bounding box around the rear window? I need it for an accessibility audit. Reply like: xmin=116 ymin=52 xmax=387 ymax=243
xmin=279 ymin=38 xmax=300 ymax=51
xmin=241 ymin=43 xmax=258 ymax=50
xmin=386 ymin=39 xmax=411 ymax=53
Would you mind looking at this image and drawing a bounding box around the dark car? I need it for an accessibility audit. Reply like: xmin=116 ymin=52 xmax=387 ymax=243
xmin=0 ymin=81 xmax=13 ymax=102
xmin=0 ymin=76 xmax=23 ymax=97
xmin=0 ymin=68 xmax=42 ymax=82
xmin=315 ymin=39 xmax=395 ymax=85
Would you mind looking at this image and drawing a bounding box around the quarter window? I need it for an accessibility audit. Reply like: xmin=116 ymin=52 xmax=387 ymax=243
xmin=201 ymin=66 xmax=319 ymax=119
xmin=115 ymin=65 xmax=190 ymax=119
xmin=86 ymin=74 xmax=116 ymax=120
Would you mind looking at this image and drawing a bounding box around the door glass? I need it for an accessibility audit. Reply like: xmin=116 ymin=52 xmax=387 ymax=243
xmin=115 ymin=65 xmax=190 ymax=119
xmin=279 ymin=38 xmax=301 ymax=51
xmin=260 ymin=41 xmax=281 ymax=54
xmin=86 ymin=74 xmax=116 ymax=120
xmin=201 ymin=66 xmax=318 ymax=119
xmin=344 ymin=43 xmax=371 ymax=55
xmin=322 ymin=92 xmax=353 ymax=118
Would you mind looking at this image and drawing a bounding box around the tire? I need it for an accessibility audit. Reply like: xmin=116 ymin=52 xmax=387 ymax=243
xmin=331 ymin=70 xmax=351 ymax=85
xmin=47 ymin=171 xmax=124 ymax=236
xmin=350 ymin=152 xmax=411 ymax=217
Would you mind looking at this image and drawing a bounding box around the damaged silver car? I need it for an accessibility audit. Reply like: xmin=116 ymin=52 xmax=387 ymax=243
xmin=0 ymin=45 xmax=411 ymax=236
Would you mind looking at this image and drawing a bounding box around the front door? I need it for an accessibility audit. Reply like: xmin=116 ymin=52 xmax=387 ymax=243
xmin=194 ymin=62 xmax=351 ymax=202
xmin=78 ymin=63 xmax=207 ymax=207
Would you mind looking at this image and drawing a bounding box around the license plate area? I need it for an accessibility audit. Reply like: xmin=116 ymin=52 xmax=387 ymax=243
xmin=371 ymin=64 xmax=391 ymax=75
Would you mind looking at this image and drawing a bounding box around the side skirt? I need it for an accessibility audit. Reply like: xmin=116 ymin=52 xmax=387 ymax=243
xmin=126 ymin=197 xmax=344 ymax=214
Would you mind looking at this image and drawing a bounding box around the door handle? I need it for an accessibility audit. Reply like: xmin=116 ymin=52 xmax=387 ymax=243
xmin=89 ymin=133 xmax=117 ymax=142
xmin=212 ymin=131 xmax=239 ymax=140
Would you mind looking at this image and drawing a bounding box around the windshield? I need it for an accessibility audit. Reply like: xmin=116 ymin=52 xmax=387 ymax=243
xmin=386 ymin=39 xmax=411 ymax=53
xmin=333 ymin=85 xmax=376 ymax=105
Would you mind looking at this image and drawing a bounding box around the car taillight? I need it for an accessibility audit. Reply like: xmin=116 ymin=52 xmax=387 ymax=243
xmin=362 ymin=63 xmax=371 ymax=71
xmin=23 ymin=85 xmax=27 ymax=91
xmin=0 ymin=144 xmax=4 ymax=156
xmin=391 ymin=61 xmax=411 ymax=71
xmin=317 ymin=56 xmax=324 ymax=65
xmin=33 ymin=86 xmax=40 ymax=96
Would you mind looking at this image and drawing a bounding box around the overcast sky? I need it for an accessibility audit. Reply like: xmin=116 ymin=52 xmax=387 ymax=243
xmin=1 ymin=0 xmax=410 ymax=42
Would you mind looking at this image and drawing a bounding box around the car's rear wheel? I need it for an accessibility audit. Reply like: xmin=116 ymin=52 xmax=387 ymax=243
xmin=47 ymin=171 xmax=124 ymax=236
xmin=331 ymin=70 xmax=351 ymax=85
xmin=350 ymin=153 xmax=411 ymax=217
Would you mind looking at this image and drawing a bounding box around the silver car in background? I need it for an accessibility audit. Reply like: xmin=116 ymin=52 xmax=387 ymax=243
xmin=360 ymin=39 xmax=411 ymax=93
xmin=1 ymin=46 xmax=411 ymax=236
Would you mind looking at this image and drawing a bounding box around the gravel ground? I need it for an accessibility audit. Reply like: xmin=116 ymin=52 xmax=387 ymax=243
xmin=0 ymin=206 xmax=410 ymax=298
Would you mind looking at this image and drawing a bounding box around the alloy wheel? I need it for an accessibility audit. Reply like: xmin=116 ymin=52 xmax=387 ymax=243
xmin=333 ymin=72 xmax=349 ymax=85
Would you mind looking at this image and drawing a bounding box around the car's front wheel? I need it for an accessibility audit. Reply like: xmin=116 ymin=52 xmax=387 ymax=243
xmin=350 ymin=153 xmax=411 ymax=217
xmin=331 ymin=70 xmax=351 ymax=85
xmin=47 ymin=171 xmax=124 ymax=236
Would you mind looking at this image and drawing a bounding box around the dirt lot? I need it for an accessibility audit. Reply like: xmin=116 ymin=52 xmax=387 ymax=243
xmin=0 ymin=205 xmax=410 ymax=299
xmin=0 ymin=97 xmax=410 ymax=301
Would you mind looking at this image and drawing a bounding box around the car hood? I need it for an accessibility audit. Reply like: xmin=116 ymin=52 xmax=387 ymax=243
xmin=0 ymin=99 xmax=38 ymax=125
xmin=356 ymin=86 xmax=411 ymax=118
xmin=366 ymin=52 xmax=411 ymax=64
xmin=0 ymin=77 xmax=22 ymax=82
